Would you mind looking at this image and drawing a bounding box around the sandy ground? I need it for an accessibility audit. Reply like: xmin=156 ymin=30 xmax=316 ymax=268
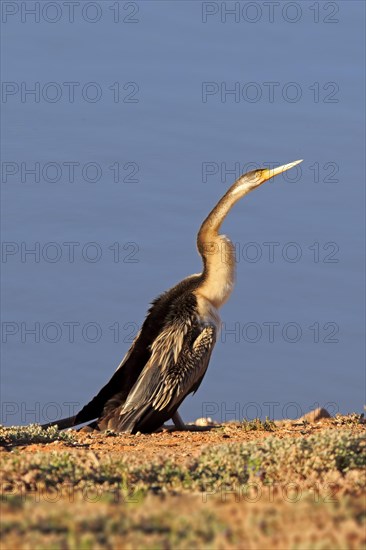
xmin=1 ymin=415 xmax=351 ymax=462
xmin=1 ymin=413 xmax=365 ymax=549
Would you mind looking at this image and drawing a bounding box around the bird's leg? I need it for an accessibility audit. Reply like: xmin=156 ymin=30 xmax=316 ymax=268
xmin=156 ymin=411 xmax=218 ymax=433
xmin=170 ymin=411 xmax=219 ymax=431
xmin=172 ymin=411 xmax=186 ymax=430
xmin=78 ymin=420 xmax=100 ymax=433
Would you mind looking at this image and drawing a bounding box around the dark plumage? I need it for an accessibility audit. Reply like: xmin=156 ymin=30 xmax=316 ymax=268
xmin=76 ymin=277 xmax=215 ymax=433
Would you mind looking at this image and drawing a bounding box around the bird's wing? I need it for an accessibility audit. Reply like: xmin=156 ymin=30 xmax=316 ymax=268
xmin=73 ymin=275 xmax=203 ymax=427
xmin=114 ymin=320 xmax=216 ymax=433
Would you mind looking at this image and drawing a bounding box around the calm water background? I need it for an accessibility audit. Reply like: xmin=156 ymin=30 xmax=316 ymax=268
xmin=1 ymin=1 xmax=364 ymax=425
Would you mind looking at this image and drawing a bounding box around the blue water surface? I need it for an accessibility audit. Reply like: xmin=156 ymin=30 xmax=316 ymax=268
xmin=1 ymin=1 xmax=364 ymax=425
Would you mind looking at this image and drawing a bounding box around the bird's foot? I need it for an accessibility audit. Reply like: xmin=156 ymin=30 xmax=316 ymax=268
xmin=158 ymin=424 xmax=218 ymax=432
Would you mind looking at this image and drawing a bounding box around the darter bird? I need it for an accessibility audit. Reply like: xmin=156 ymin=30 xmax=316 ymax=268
xmin=42 ymin=160 xmax=302 ymax=433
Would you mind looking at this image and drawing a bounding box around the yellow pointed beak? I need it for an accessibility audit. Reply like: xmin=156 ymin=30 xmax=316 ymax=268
xmin=261 ymin=159 xmax=303 ymax=182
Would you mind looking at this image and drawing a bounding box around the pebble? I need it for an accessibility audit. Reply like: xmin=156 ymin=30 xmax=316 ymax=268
xmin=298 ymin=408 xmax=331 ymax=423
xmin=194 ymin=417 xmax=216 ymax=427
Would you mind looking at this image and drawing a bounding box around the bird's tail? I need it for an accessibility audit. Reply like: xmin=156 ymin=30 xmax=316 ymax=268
xmin=41 ymin=415 xmax=77 ymax=430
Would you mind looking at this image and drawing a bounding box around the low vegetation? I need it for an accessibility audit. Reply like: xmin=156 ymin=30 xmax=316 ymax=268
xmin=0 ymin=423 xmax=76 ymax=446
xmin=0 ymin=414 xmax=365 ymax=549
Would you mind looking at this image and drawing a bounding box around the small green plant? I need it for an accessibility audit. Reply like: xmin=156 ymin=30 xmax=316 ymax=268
xmin=241 ymin=417 xmax=277 ymax=432
xmin=0 ymin=424 xmax=75 ymax=446
xmin=331 ymin=413 xmax=364 ymax=426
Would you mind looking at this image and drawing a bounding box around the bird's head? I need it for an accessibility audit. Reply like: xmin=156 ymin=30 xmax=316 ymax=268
xmin=231 ymin=159 xmax=303 ymax=196
xmin=198 ymin=159 xmax=304 ymax=247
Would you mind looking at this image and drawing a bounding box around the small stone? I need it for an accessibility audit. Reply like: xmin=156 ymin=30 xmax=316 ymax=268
xmin=298 ymin=408 xmax=331 ymax=423
xmin=194 ymin=417 xmax=216 ymax=427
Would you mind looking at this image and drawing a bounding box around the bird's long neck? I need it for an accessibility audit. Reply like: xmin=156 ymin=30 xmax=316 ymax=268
xmin=194 ymin=161 xmax=302 ymax=309
xmin=196 ymin=188 xmax=246 ymax=309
